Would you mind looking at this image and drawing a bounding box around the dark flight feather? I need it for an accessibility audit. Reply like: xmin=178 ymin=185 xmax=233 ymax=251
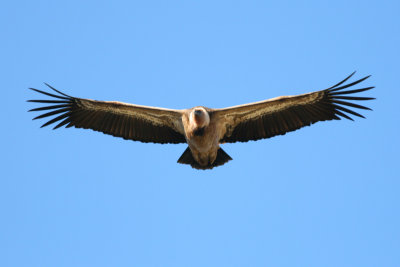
xmin=219 ymin=73 xmax=374 ymax=143
xmin=28 ymin=84 xmax=186 ymax=144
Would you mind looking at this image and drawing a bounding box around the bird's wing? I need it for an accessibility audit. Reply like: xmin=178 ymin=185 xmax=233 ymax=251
xmin=28 ymin=84 xmax=186 ymax=144
xmin=214 ymin=72 xmax=374 ymax=143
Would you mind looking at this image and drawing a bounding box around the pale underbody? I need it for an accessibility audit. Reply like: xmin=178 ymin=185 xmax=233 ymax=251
xmin=182 ymin=107 xmax=225 ymax=167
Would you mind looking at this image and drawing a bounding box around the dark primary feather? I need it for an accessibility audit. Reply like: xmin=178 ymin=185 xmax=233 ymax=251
xmin=221 ymin=72 xmax=374 ymax=143
xmin=28 ymin=84 xmax=186 ymax=144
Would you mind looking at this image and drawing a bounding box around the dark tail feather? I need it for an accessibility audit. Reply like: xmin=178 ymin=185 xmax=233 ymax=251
xmin=177 ymin=147 xmax=232 ymax=170
xmin=177 ymin=147 xmax=195 ymax=166
xmin=213 ymin=148 xmax=232 ymax=167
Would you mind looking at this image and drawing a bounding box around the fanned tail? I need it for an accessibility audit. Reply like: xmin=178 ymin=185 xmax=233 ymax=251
xmin=177 ymin=147 xmax=232 ymax=170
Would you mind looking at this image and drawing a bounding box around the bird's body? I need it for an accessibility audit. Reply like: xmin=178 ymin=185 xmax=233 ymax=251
xmin=28 ymin=72 xmax=374 ymax=169
xmin=182 ymin=107 xmax=222 ymax=167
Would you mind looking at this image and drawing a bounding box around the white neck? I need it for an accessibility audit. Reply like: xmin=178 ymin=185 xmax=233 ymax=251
xmin=189 ymin=108 xmax=210 ymax=128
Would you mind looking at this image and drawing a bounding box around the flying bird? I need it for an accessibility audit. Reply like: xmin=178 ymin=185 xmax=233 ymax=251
xmin=28 ymin=72 xmax=374 ymax=169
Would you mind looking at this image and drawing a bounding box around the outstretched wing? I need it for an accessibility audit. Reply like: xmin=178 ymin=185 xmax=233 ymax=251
xmin=215 ymin=72 xmax=374 ymax=143
xmin=28 ymin=84 xmax=186 ymax=144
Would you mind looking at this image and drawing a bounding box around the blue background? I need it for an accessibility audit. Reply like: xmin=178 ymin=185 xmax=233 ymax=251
xmin=2 ymin=1 xmax=399 ymax=266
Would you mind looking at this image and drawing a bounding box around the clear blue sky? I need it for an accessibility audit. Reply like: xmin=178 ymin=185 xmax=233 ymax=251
xmin=2 ymin=0 xmax=399 ymax=266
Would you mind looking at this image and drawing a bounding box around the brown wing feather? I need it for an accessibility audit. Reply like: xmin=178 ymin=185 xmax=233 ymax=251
xmin=28 ymin=84 xmax=186 ymax=144
xmin=216 ymin=72 xmax=374 ymax=143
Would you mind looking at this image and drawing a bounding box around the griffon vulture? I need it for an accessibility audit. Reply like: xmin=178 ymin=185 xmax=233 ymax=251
xmin=28 ymin=72 xmax=374 ymax=169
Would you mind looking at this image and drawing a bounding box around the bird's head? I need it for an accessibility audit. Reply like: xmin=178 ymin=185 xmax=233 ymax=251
xmin=190 ymin=107 xmax=210 ymax=128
